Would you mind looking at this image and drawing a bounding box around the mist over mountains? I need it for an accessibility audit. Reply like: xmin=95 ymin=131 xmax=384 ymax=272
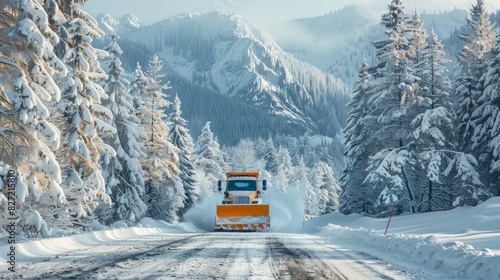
xmin=271 ymin=6 xmax=475 ymax=86
xmin=96 ymin=11 xmax=349 ymax=146
xmin=93 ymin=4 xmax=500 ymax=145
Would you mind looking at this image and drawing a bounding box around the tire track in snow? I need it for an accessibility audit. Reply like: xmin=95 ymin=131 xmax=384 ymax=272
xmin=268 ymin=234 xmax=410 ymax=280
xmin=307 ymin=236 xmax=413 ymax=279
xmin=10 ymin=232 xmax=416 ymax=279
xmin=39 ymin=234 xmax=203 ymax=279
xmin=266 ymin=236 xmax=345 ymax=280
xmin=91 ymin=233 xmax=239 ymax=279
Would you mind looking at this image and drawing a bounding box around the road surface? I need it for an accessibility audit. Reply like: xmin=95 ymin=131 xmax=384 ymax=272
xmin=6 ymin=232 xmax=416 ymax=279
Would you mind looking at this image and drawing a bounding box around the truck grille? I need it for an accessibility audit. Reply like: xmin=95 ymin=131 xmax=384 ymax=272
xmin=233 ymin=196 xmax=251 ymax=204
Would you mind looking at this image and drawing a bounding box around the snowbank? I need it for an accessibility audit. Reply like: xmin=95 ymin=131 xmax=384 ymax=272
xmin=0 ymin=219 xmax=196 ymax=269
xmin=305 ymin=197 xmax=500 ymax=279
xmin=317 ymin=225 xmax=499 ymax=279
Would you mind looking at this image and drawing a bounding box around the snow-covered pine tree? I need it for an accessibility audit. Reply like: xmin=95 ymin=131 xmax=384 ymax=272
xmin=58 ymin=2 xmax=115 ymax=225
xmin=100 ymin=33 xmax=147 ymax=224
xmin=289 ymin=156 xmax=309 ymax=193
xmin=228 ymin=139 xmax=262 ymax=171
xmin=168 ymin=94 xmax=198 ymax=217
xmin=0 ymin=0 xmax=68 ymax=236
xmin=139 ymin=54 xmax=184 ymax=222
xmin=316 ymin=162 xmax=340 ymax=214
xmin=455 ymin=0 xmax=496 ymax=152
xmin=254 ymin=136 xmax=278 ymax=175
xmin=295 ymin=134 xmax=317 ymax=168
xmin=363 ymin=0 xmax=425 ymax=215
xmin=471 ymin=33 xmax=500 ymax=197
xmin=193 ymin=121 xmax=226 ymax=195
xmin=412 ymin=29 xmax=484 ymax=211
xmin=407 ymin=9 xmax=428 ymax=83
xmin=339 ymin=58 xmax=377 ymax=215
xmin=129 ymin=62 xmax=148 ymax=110
xmin=310 ymin=163 xmax=328 ymax=215
xmin=289 ymin=156 xmax=314 ymax=219
xmin=275 ymin=146 xmax=293 ymax=194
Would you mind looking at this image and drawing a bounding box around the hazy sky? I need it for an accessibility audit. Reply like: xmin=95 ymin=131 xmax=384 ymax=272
xmin=83 ymin=0 xmax=500 ymax=30
xmin=83 ymin=0 xmax=353 ymax=28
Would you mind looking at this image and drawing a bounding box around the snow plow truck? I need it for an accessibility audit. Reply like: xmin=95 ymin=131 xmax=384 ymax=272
xmin=215 ymin=172 xmax=270 ymax=231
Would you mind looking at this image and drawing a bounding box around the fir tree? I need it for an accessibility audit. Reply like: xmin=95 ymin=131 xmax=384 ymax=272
xmin=59 ymin=3 xmax=114 ymax=224
xmin=275 ymin=146 xmax=293 ymax=194
xmin=139 ymin=54 xmax=184 ymax=222
xmin=129 ymin=62 xmax=148 ymax=110
xmin=455 ymin=0 xmax=496 ymax=151
xmin=264 ymin=137 xmax=279 ymax=174
xmin=339 ymin=58 xmax=376 ymax=215
xmin=168 ymin=94 xmax=198 ymax=217
xmin=471 ymin=34 xmax=500 ymax=196
xmin=413 ymin=29 xmax=484 ymax=210
xmin=101 ymin=34 xmax=147 ymax=223
xmin=193 ymin=121 xmax=226 ymax=194
xmin=407 ymin=9 xmax=429 ymax=84
xmin=0 ymin=1 xmax=67 ymax=235
xmin=229 ymin=139 xmax=262 ymax=171
xmin=363 ymin=0 xmax=424 ymax=214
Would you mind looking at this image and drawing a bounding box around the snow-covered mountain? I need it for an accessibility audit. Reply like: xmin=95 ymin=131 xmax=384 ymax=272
xmin=322 ymin=0 xmax=500 ymax=18
xmin=95 ymin=13 xmax=144 ymax=35
xmin=113 ymin=11 xmax=349 ymax=144
xmin=271 ymin=5 xmax=469 ymax=86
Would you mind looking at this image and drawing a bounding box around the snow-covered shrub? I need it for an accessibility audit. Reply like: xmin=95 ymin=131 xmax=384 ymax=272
xmin=17 ymin=210 xmax=50 ymax=238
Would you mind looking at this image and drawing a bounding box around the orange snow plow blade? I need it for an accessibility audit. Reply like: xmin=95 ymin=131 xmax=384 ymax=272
xmin=215 ymin=204 xmax=270 ymax=231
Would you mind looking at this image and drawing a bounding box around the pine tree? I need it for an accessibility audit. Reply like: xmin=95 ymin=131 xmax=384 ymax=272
xmin=310 ymin=163 xmax=328 ymax=215
xmin=471 ymin=34 xmax=500 ymax=196
xmin=229 ymin=139 xmax=262 ymax=171
xmin=289 ymin=156 xmax=309 ymax=193
xmin=168 ymin=94 xmax=198 ymax=217
xmin=129 ymin=62 xmax=148 ymax=110
xmin=295 ymin=134 xmax=317 ymax=168
xmin=407 ymin=9 xmax=429 ymax=84
xmin=412 ymin=29 xmax=483 ymax=210
xmin=255 ymin=136 xmax=278 ymax=174
xmin=139 ymin=54 xmax=184 ymax=222
xmin=455 ymin=0 xmax=496 ymax=151
xmin=339 ymin=58 xmax=376 ymax=215
xmin=290 ymin=156 xmax=314 ymax=219
xmin=0 ymin=0 xmax=72 ymax=235
xmin=193 ymin=121 xmax=226 ymax=194
xmin=275 ymin=146 xmax=293 ymax=194
xmin=319 ymin=162 xmax=341 ymax=214
xmin=363 ymin=0 xmax=424 ymax=215
xmin=59 ymin=3 xmax=115 ymax=224
xmin=100 ymin=34 xmax=147 ymax=224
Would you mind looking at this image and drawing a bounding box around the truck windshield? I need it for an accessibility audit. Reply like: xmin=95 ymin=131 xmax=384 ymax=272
xmin=227 ymin=180 xmax=257 ymax=191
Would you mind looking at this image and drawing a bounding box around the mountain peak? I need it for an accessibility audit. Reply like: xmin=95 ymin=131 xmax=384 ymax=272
xmin=119 ymin=11 xmax=348 ymax=139
xmin=120 ymin=14 xmax=144 ymax=29
xmin=95 ymin=13 xmax=144 ymax=35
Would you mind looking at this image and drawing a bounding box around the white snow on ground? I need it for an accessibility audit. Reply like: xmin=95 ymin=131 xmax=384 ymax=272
xmin=304 ymin=197 xmax=500 ymax=279
xmin=0 ymin=219 xmax=198 ymax=269
xmin=1 ymin=194 xmax=499 ymax=279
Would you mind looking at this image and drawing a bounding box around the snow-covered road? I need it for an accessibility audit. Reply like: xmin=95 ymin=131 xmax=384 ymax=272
xmin=4 ymin=232 xmax=416 ymax=280
xmin=3 ymin=198 xmax=500 ymax=279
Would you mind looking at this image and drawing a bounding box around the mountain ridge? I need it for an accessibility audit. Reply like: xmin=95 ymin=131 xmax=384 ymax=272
xmin=270 ymin=5 xmax=470 ymax=86
xmin=98 ymin=11 xmax=349 ymax=145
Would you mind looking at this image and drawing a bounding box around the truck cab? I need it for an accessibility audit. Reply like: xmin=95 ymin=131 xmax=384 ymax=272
xmin=218 ymin=172 xmax=267 ymax=204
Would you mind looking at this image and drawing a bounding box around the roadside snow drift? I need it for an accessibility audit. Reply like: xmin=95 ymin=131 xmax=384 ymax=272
xmin=305 ymin=197 xmax=500 ymax=279
xmin=0 ymin=219 xmax=195 ymax=269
